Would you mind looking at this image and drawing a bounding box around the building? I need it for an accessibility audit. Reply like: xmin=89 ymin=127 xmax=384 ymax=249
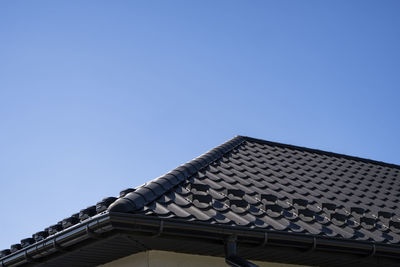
xmin=1 ymin=136 xmax=400 ymax=266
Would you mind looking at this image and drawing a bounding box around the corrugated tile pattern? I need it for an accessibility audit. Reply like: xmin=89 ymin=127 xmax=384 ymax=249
xmin=2 ymin=136 xmax=400 ymax=260
xmin=132 ymin=138 xmax=400 ymax=244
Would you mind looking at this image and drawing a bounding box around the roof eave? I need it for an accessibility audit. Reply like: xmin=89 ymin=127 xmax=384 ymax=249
xmin=3 ymin=212 xmax=400 ymax=267
xmin=110 ymin=212 xmax=400 ymax=260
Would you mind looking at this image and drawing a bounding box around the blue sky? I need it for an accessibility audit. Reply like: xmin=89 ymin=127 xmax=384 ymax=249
xmin=0 ymin=1 xmax=399 ymax=249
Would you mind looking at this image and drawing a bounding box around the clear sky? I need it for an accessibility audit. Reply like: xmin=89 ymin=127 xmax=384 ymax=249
xmin=1 ymin=1 xmax=399 ymax=249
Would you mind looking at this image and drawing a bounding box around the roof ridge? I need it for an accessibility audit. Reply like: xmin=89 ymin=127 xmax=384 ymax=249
xmin=108 ymin=136 xmax=246 ymax=213
xmin=241 ymin=136 xmax=400 ymax=170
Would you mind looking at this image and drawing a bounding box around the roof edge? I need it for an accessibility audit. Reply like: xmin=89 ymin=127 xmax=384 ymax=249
xmin=108 ymin=136 xmax=246 ymax=213
xmin=110 ymin=212 xmax=400 ymax=255
xmin=3 ymin=211 xmax=399 ymax=266
xmin=241 ymin=136 xmax=400 ymax=170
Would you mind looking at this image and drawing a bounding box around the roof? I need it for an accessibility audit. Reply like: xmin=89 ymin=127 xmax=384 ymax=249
xmin=1 ymin=136 xmax=400 ymax=267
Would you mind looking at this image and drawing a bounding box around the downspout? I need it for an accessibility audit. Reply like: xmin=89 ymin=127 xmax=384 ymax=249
xmin=225 ymin=236 xmax=259 ymax=267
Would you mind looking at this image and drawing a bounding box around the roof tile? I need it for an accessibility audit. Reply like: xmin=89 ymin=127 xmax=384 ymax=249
xmin=4 ymin=136 xmax=400 ymax=259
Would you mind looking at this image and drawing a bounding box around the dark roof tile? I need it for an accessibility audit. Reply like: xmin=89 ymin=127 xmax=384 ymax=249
xmin=119 ymin=188 xmax=135 ymax=197
xmin=33 ymin=231 xmax=48 ymax=242
xmin=243 ymin=195 xmax=258 ymax=205
xmin=20 ymin=238 xmax=35 ymax=248
xmin=378 ymin=211 xmax=394 ymax=219
xmin=10 ymin=244 xmax=21 ymax=253
xmin=167 ymin=203 xmax=192 ymax=218
xmin=183 ymin=206 xmax=212 ymax=221
xmin=62 ymin=216 xmax=79 ymax=229
xmin=189 ymin=182 xmax=210 ymax=192
xmin=79 ymin=206 xmax=97 ymax=221
xmin=151 ymin=202 xmax=171 ymax=216
xmin=135 ymin=186 xmax=157 ymax=202
xmin=191 ymin=194 xmax=212 ymax=205
xmin=0 ymin=249 xmax=10 ymax=258
xmin=47 ymin=223 xmax=63 ymax=235
xmin=226 ymin=189 xmax=245 ymax=198
xmin=4 ymin=135 xmax=400 ymax=259
xmin=260 ymin=194 xmax=278 ymax=203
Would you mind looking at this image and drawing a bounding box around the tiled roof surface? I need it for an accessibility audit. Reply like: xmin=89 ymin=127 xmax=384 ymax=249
xmin=2 ymin=136 xmax=400 ymax=259
xmin=111 ymin=136 xmax=400 ymax=244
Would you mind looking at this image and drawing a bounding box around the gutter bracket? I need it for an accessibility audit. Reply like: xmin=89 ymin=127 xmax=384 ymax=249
xmin=340 ymin=242 xmax=378 ymax=265
xmin=53 ymin=239 xmax=67 ymax=252
xmin=86 ymin=225 xmax=101 ymax=240
xmin=368 ymin=243 xmax=376 ymax=258
xmin=308 ymin=237 xmax=317 ymax=253
xmin=152 ymin=220 xmax=164 ymax=238
xmin=225 ymin=235 xmax=259 ymax=267
xmin=24 ymin=250 xmax=38 ymax=263
xmin=259 ymin=232 xmax=268 ymax=247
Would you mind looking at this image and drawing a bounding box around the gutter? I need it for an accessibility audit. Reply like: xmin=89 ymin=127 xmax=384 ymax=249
xmin=2 ymin=212 xmax=400 ymax=267
xmin=110 ymin=213 xmax=400 ymax=260
xmin=0 ymin=213 xmax=111 ymax=267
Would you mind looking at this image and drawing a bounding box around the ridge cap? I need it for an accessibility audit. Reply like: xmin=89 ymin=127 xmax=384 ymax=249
xmin=108 ymin=136 xmax=246 ymax=213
